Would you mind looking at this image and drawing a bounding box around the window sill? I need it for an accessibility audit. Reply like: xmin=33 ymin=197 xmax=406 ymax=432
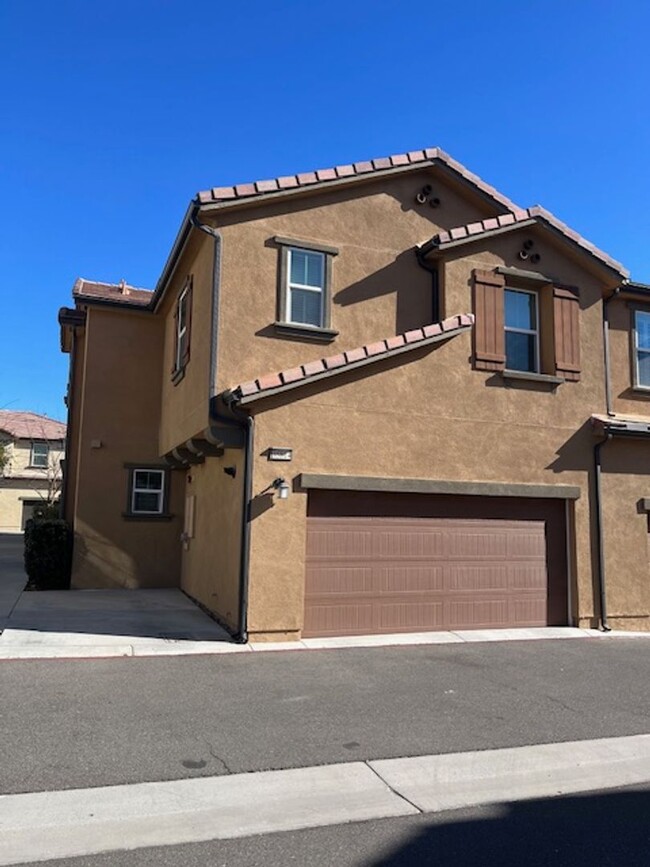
xmin=122 ymin=513 xmax=174 ymax=522
xmin=273 ymin=321 xmax=338 ymax=343
xmin=171 ymin=366 xmax=186 ymax=386
xmin=501 ymin=370 xmax=564 ymax=387
xmin=632 ymin=386 xmax=650 ymax=396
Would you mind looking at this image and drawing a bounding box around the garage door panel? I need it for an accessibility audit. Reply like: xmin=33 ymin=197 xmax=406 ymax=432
xmin=379 ymin=602 xmax=446 ymax=631
xmin=304 ymin=497 xmax=567 ymax=637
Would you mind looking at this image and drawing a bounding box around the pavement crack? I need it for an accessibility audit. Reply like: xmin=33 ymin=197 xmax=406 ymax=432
xmin=203 ymin=739 xmax=234 ymax=774
xmin=364 ymin=760 xmax=422 ymax=814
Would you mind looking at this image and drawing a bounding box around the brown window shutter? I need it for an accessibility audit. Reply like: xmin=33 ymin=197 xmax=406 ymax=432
xmin=472 ymin=269 xmax=506 ymax=371
xmin=182 ymin=280 xmax=193 ymax=367
xmin=553 ymin=286 xmax=580 ymax=381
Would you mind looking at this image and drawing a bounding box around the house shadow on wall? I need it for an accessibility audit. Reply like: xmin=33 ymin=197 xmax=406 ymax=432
xmin=547 ymin=420 xmax=650 ymax=628
xmin=365 ymin=788 xmax=650 ymax=866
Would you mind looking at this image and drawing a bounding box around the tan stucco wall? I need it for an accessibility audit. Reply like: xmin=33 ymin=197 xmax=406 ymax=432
xmin=63 ymin=165 xmax=648 ymax=634
xmin=235 ymin=216 xmax=646 ymax=639
xmin=158 ymin=233 xmax=214 ymax=455
xmin=180 ymin=448 xmax=244 ymax=631
xmin=214 ymin=169 xmax=498 ymax=395
xmin=70 ymin=306 xmax=183 ymax=589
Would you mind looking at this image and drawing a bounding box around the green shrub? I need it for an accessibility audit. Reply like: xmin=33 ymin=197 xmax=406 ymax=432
xmin=24 ymin=519 xmax=72 ymax=590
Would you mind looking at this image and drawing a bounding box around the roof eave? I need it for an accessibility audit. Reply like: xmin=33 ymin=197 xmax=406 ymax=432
xmin=225 ymin=320 xmax=473 ymax=407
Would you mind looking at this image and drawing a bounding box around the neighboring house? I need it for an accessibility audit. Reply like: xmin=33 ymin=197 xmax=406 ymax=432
xmin=59 ymin=147 xmax=650 ymax=640
xmin=0 ymin=411 xmax=66 ymax=532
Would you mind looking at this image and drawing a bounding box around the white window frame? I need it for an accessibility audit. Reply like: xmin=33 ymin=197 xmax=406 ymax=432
xmin=30 ymin=442 xmax=49 ymax=468
xmin=634 ymin=309 xmax=650 ymax=389
xmin=504 ymin=287 xmax=540 ymax=374
xmin=175 ymin=285 xmax=190 ymax=372
xmin=286 ymin=247 xmax=326 ymax=328
xmin=130 ymin=469 xmax=165 ymax=515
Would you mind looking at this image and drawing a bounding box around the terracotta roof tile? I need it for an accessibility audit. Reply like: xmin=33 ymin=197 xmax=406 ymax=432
xmin=224 ymin=313 xmax=474 ymax=405
xmin=424 ymin=209 xmax=628 ymax=277
xmin=73 ymin=278 xmax=153 ymax=307
xmin=196 ymin=147 xmax=519 ymax=212
xmin=0 ymin=411 xmax=66 ymax=441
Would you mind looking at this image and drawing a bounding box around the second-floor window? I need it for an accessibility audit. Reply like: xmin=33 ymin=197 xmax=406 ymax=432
xmin=504 ymin=288 xmax=540 ymax=373
xmin=31 ymin=442 xmax=49 ymax=468
xmin=273 ymin=236 xmax=338 ymax=340
xmin=634 ymin=309 xmax=650 ymax=388
xmin=286 ymin=248 xmax=326 ymax=328
xmin=173 ymin=278 xmax=192 ymax=380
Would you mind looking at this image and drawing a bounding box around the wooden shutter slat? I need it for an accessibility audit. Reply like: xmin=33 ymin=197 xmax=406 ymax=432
xmin=553 ymin=286 xmax=580 ymax=381
xmin=473 ymin=269 xmax=505 ymax=371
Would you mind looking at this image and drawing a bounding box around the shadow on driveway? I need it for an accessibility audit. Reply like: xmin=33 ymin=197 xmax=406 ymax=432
xmin=0 ymin=532 xmax=233 ymax=650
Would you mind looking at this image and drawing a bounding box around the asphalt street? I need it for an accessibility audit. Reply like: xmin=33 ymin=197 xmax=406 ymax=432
xmin=15 ymin=785 xmax=650 ymax=867
xmin=1 ymin=636 xmax=649 ymax=795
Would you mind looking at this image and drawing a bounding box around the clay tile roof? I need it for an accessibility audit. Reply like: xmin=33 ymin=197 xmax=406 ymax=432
xmin=224 ymin=313 xmax=474 ymax=405
xmin=196 ymin=147 xmax=519 ymax=212
xmin=0 ymin=411 xmax=66 ymax=441
xmin=73 ymin=278 xmax=153 ymax=307
xmin=423 ymin=208 xmax=628 ymax=277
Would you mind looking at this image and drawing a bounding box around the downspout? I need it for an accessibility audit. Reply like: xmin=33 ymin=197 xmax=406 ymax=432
xmin=593 ymin=434 xmax=612 ymax=631
xmin=60 ymin=329 xmax=75 ymax=522
xmin=594 ymin=283 xmax=626 ymax=630
xmin=191 ymin=213 xmax=252 ymax=644
xmin=416 ymin=249 xmax=440 ymax=323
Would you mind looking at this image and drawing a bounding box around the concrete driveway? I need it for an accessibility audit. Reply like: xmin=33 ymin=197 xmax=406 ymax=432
xmin=0 ymin=532 xmax=233 ymax=656
xmin=0 ymin=534 xmax=27 ymax=622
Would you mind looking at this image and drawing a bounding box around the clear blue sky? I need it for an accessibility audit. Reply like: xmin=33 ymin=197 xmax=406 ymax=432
xmin=2 ymin=1 xmax=649 ymax=422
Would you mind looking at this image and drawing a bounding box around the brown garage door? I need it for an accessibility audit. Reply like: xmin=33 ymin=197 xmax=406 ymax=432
xmin=304 ymin=491 xmax=567 ymax=637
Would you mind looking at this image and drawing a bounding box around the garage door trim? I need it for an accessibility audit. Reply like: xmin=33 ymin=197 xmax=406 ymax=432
xmin=299 ymin=473 xmax=581 ymax=501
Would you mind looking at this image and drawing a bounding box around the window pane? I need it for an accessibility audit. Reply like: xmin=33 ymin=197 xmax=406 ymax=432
xmin=505 ymin=290 xmax=536 ymax=330
xmin=506 ymin=331 xmax=536 ymax=372
xmin=290 ymin=287 xmax=322 ymax=326
xmin=134 ymin=470 xmax=163 ymax=491
xmin=638 ymin=351 xmax=650 ymax=387
xmin=290 ymin=250 xmax=323 ymax=288
xmin=32 ymin=444 xmax=49 ymax=466
xmin=636 ymin=312 xmax=650 ymax=351
xmin=133 ymin=491 xmax=161 ymax=513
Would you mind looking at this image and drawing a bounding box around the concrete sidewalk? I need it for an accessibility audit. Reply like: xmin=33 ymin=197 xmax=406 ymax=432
xmin=3 ymin=733 xmax=650 ymax=865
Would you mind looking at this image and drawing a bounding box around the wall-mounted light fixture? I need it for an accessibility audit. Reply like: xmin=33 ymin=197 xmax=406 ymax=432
xmin=272 ymin=477 xmax=290 ymax=500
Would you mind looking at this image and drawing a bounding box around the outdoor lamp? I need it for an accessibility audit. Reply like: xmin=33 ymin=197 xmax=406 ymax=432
xmin=273 ymin=478 xmax=290 ymax=500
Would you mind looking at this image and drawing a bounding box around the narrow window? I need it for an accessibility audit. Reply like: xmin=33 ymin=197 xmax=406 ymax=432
xmin=175 ymin=285 xmax=190 ymax=372
xmin=505 ymin=288 xmax=540 ymax=373
xmin=131 ymin=469 xmax=165 ymax=515
xmin=286 ymin=248 xmax=325 ymax=328
xmin=635 ymin=310 xmax=650 ymax=388
xmin=31 ymin=442 xmax=49 ymax=468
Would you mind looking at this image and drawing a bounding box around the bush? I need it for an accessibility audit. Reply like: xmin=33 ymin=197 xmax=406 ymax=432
xmin=32 ymin=502 xmax=61 ymax=521
xmin=24 ymin=519 xmax=72 ymax=590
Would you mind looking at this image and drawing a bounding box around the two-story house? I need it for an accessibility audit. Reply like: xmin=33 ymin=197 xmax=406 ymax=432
xmin=0 ymin=411 xmax=66 ymax=531
xmin=58 ymin=147 xmax=650 ymax=641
